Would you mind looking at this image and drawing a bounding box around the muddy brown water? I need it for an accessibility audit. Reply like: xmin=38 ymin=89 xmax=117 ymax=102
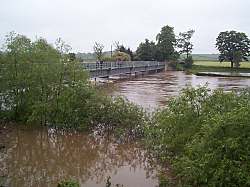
xmin=105 ymin=71 xmax=250 ymax=111
xmin=0 ymin=127 xmax=159 ymax=187
xmin=1 ymin=71 xmax=250 ymax=187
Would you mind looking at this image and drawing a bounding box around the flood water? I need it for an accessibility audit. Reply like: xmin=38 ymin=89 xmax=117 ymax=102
xmin=0 ymin=127 xmax=159 ymax=187
xmin=106 ymin=71 xmax=250 ymax=110
xmin=1 ymin=71 xmax=250 ymax=187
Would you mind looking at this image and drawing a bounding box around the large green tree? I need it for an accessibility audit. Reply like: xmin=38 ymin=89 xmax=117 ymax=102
xmin=216 ymin=31 xmax=250 ymax=68
xmin=177 ymin=29 xmax=195 ymax=58
xmin=136 ymin=39 xmax=156 ymax=61
xmin=156 ymin=25 xmax=178 ymax=61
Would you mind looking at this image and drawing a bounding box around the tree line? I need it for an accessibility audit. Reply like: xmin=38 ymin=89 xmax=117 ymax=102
xmin=93 ymin=25 xmax=195 ymax=66
xmin=93 ymin=25 xmax=250 ymax=69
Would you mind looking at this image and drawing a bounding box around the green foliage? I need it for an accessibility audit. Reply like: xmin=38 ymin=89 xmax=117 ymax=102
xmin=114 ymin=42 xmax=134 ymax=60
xmin=112 ymin=51 xmax=131 ymax=61
xmin=158 ymin=173 xmax=173 ymax=187
xmin=0 ymin=33 xmax=146 ymax=134
xmin=155 ymin=25 xmax=179 ymax=61
xmin=57 ymin=180 xmax=80 ymax=187
xmin=177 ymin=30 xmax=195 ymax=59
xmin=93 ymin=97 xmax=147 ymax=139
xmin=135 ymin=39 xmax=156 ymax=61
xmin=31 ymin=38 xmax=61 ymax=63
xmin=216 ymin=31 xmax=250 ymax=68
xmin=145 ymin=86 xmax=250 ymax=186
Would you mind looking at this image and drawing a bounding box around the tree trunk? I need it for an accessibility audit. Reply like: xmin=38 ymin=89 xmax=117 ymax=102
xmin=230 ymin=61 xmax=233 ymax=69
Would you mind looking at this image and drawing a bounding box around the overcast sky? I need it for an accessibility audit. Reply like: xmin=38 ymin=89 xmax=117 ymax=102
xmin=1 ymin=0 xmax=249 ymax=53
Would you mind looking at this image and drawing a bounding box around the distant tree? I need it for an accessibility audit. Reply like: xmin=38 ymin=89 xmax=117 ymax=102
xmin=93 ymin=42 xmax=104 ymax=61
xmin=216 ymin=31 xmax=250 ymax=68
xmin=136 ymin=39 xmax=156 ymax=61
xmin=126 ymin=47 xmax=134 ymax=61
xmin=114 ymin=41 xmax=134 ymax=60
xmin=156 ymin=25 xmax=178 ymax=61
xmin=177 ymin=30 xmax=195 ymax=59
xmin=113 ymin=51 xmax=131 ymax=61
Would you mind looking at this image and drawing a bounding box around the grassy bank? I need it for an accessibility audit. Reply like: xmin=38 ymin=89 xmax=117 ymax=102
xmin=190 ymin=61 xmax=250 ymax=74
xmin=194 ymin=61 xmax=250 ymax=68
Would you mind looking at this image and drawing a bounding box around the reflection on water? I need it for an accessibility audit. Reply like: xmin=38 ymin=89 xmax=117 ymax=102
xmin=105 ymin=71 xmax=250 ymax=110
xmin=0 ymin=127 xmax=159 ymax=187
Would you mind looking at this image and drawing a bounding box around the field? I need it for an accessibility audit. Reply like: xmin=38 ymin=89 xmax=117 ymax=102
xmin=194 ymin=61 xmax=250 ymax=68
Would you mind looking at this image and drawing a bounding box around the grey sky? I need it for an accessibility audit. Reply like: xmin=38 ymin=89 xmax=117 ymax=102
xmin=1 ymin=0 xmax=250 ymax=53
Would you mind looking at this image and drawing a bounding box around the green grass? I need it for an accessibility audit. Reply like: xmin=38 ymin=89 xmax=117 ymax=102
xmin=194 ymin=61 xmax=250 ymax=68
xmin=189 ymin=61 xmax=250 ymax=74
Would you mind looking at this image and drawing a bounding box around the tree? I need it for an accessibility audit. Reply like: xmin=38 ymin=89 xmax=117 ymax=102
xmin=113 ymin=51 xmax=131 ymax=61
xmin=55 ymin=38 xmax=72 ymax=54
xmin=114 ymin=42 xmax=134 ymax=60
xmin=177 ymin=30 xmax=195 ymax=58
xmin=93 ymin=42 xmax=104 ymax=61
xmin=4 ymin=31 xmax=32 ymax=63
xmin=31 ymin=38 xmax=60 ymax=63
xmin=216 ymin=31 xmax=250 ymax=68
xmin=55 ymin=38 xmax=72 ymax=63
xmin=136 ymin=39 xmax=156 ymax=61
xmin=156 ymin=25 xmax=178 ymax=61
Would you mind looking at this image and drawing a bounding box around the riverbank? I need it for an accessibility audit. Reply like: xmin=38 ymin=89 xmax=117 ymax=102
xmin=195 ymin=71 xmax=250 ymax=78
xmin=186 ymin=61 xmax=250 ymax=79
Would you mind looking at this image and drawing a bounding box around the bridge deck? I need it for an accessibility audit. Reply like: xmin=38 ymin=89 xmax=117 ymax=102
xmin=82 ymin=61 xmax=166 ymax=78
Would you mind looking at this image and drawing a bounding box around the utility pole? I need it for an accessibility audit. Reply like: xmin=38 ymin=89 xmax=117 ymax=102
xmin=111 ymin=45 xmax=113 ymax=57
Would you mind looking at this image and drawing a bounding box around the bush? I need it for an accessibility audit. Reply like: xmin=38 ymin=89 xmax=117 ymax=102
xmin=92 ymin=97 xmax=147 ymax=140
xmin=0 ymin=33 xmax=147 ymax=134
xmin=57 ymin=180 xmax=80 ymax=187
xmin=112 ymin=51 xmax=131 ymax=61
xmin=145 ymin=86 xmax=250 ymax=186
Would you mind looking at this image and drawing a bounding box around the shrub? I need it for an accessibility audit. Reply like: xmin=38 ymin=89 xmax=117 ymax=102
xmin=112 ymin=51 xmax=131 ymax=61
xmin=92 ymin=97 xmax=147 ymax=139
xmin=145 ymin=86 xmax=250 ymax=186
xmin=57 ymin=180 xmax=80 ymax=187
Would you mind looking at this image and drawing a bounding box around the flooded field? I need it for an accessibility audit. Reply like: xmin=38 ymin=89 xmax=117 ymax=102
xmin=0 ymin=126 xmax=159 ymax=187
xmin=106 ymin=71 xmax=250 ymax=110
xmin=1 ymin=71 xmax=249 ymax=187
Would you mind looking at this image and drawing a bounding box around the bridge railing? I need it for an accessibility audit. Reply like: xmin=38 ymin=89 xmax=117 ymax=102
xmin=81 ymin=61 xmax=166 ymax=70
